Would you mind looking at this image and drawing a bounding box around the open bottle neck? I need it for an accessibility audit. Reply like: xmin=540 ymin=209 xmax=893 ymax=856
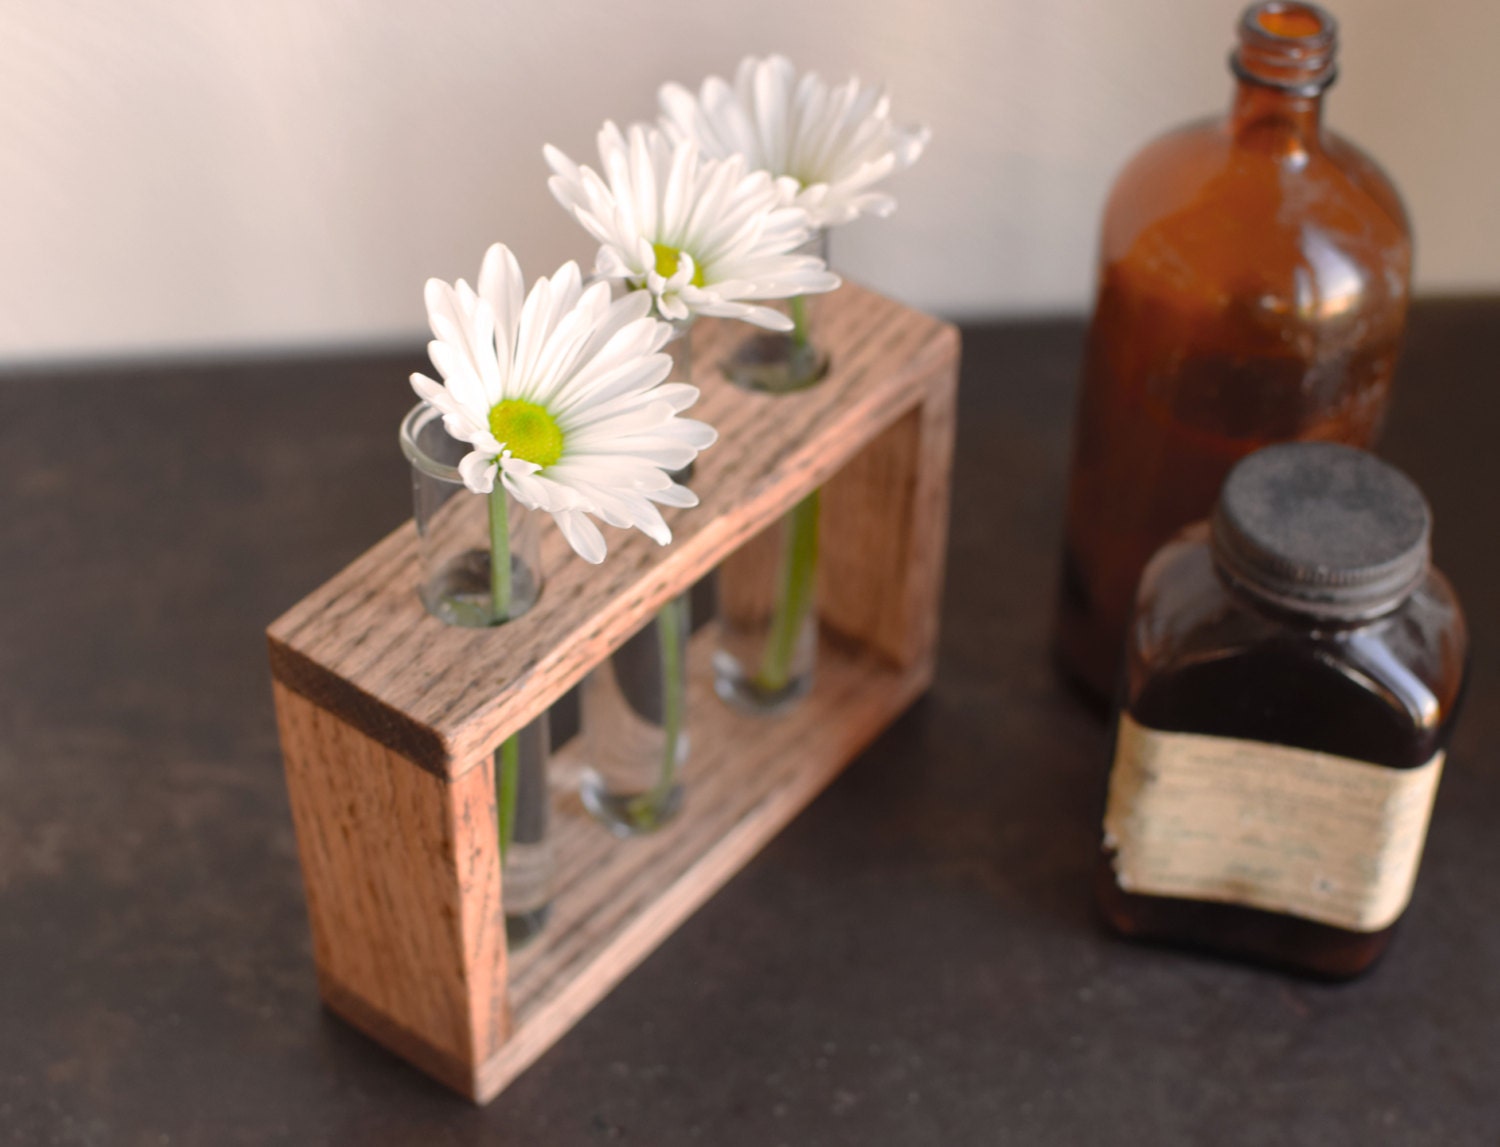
xmin=1228 ymin=1 xmax=1337 ymax=153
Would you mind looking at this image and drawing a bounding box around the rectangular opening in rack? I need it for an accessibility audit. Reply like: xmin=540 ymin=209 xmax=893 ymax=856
xmin=478 ymin=385 xmax=955 ymax=1097
xmin=476 ymin=623 xmax=927 ymax=1100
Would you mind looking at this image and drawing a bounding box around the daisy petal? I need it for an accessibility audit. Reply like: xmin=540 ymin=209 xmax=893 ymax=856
xmin=554 ymin=509 xmax=608 ymax=565
xmin=544 ymin=122 xmax=839 ymax=325
xmin=457 ymin=451 xmax=498 ymax=494
xmin=659 ymin=54 xmax=928 ymax=229
xmin=414 ymin=244 xmax=718 ymax=563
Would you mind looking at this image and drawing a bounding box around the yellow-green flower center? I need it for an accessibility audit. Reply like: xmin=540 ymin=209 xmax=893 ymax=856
xmin=488 ymin=399 xmax=563 ymax=468
xmin=652 ymin=243 xmax=706 ymax=288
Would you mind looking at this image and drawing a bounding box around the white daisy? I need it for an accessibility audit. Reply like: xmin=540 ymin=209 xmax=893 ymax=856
xmin=409 ymin=243 xmax=718 ymax=565
xmin=544 ymin=121 xmax=839 ymax=332
xmin=659 ymin=54 xmax=930 ymax=230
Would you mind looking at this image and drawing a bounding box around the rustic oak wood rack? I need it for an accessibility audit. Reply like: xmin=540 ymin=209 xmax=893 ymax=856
xmin=267 ymin=283 xmax=960 ymax=1103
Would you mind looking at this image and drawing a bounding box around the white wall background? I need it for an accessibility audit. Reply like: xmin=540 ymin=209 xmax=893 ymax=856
xmin=2 ymin=0 xmax=1497 ymax=363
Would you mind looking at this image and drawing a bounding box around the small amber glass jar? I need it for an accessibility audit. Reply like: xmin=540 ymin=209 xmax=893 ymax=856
xmin=1098 ymin=443 xmax=1467 ymax=978
xmin=1056 ymin=1 xmax=1414 ymax=700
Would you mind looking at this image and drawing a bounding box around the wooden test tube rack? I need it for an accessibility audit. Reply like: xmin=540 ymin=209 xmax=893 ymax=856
xmin=267 ymin=283 xmax=960 ymax=1103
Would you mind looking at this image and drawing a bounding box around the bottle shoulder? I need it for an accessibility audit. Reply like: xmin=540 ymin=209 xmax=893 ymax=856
xmin=1321 ymin=130 xmax=1412 ymax=235
xmin=1097 ymin=116 xmax=1412 ymax=302
xmin=1126 ymin=531 xmax=1467 ymax=762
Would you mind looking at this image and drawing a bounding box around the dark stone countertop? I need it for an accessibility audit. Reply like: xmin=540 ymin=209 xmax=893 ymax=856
xmin=1 ymin=300 xmax=1497 ymax=1145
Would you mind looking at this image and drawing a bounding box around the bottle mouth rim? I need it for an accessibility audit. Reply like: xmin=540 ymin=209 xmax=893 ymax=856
xmin=1231 ymin=1 xmax=1339 ymax=97
xmin=1243 ymin=1 xmax=1338 ymax=46
xmin=399 ymin=400 xmax=466 ymax=483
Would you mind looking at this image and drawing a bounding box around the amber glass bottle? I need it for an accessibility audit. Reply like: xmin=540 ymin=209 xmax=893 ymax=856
xmin=1056 ymin=2 xmax=1413 ymax=701
xmin=1098 ymin=444 xmax=1467 ymax=979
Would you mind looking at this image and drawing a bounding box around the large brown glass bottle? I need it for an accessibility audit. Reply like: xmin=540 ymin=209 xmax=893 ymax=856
xmin=1055 ymin=2 xmax=1413 ymax=701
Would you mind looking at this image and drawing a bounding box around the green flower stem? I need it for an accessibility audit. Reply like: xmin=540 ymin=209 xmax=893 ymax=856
xmin=497 ymin=734 xmax=519 ymax=864
xmin=756 ymin=488 xmax=821 ymax=693
xmin=626 ymin=597 xmax=686 ymax=828
xmin=488 ymin=483 xmax=521 ymax=862
xmin=488 ymin=484 xmax=512 ymax=625
xmin=788 ymin=294 xmax=812 ymax=350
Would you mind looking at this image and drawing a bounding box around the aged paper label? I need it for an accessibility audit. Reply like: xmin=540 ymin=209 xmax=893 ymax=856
xmin=1103 ymin=713 xmax=1443 ymax=933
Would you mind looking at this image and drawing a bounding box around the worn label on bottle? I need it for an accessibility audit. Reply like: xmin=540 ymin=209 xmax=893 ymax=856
xmin=1103 ymin=714 xmax=1443 ymax=933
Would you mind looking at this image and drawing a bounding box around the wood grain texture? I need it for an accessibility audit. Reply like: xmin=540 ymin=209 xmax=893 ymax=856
xmin=820 ymin=351 xmax=959 ymax=669
xmin=267 ymin=282 xmax=960 ymax=778
xmin=273 ymin=682 xmax=509 ymax=1095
